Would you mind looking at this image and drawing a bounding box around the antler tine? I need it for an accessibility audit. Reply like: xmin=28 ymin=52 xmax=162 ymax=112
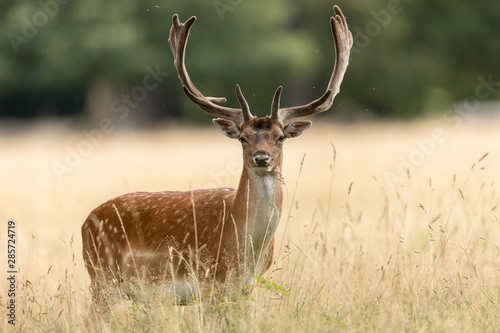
xmin=235 ymin=84 xmax=253 ymax=122
xmin=277 ymin=5 xmax=353 ymax=122
xmin=169 ymin=14 xmax=250 ymax=123
xmin=270 ymin=86 xmax=283 ymax=121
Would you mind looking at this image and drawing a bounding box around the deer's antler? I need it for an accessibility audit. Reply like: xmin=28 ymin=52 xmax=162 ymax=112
xmin=169 ymin=14 xmax=253 ymax=123
xmin=271 ymin=5 xmax=353 ymax=122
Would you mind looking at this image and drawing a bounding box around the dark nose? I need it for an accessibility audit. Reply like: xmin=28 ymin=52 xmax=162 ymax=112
xmin=253 ymin=150 xmax=270 ymax=167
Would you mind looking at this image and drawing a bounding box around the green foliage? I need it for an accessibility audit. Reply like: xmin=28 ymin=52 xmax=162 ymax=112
xmin=0 ymin=0 xmax=498 ymax=119
xmin=255 ymin=275 xmax=289 ymax=298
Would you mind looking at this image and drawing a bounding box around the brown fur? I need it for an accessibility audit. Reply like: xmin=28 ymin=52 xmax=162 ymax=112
xmin=82 ymin=4 xmax=352 ymax=303
xmin=82 ymin=117 xmax=291 ymax=303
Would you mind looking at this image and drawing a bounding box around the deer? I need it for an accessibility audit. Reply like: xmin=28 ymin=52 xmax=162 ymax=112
xmin=82 ymin=5 xmax=352 ymax=305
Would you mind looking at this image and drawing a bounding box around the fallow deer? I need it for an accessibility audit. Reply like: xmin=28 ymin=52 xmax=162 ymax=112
xmin=82 ymin=5 xmax=352 ymax=304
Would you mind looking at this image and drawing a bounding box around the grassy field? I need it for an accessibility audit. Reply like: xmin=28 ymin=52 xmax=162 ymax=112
xmin=1 ymin=118 xmax=499 ymax=332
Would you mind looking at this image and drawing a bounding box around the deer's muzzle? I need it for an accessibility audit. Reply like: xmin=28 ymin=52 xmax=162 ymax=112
xmin=253 ymin=150 xmax=270 ymax=167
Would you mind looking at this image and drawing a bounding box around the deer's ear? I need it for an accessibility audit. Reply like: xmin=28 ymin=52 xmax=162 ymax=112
xmin=213 ymin=118 xmax=241 ymax=139
xmin=284 ymin=121 xmax=312 ymax=138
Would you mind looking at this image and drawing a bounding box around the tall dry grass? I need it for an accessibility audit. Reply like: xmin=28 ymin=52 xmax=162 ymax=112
xmin=1 ymin=118 xmax=499 ymax=332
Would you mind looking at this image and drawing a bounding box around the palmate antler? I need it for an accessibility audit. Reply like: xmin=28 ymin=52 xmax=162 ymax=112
xmin=169 ymin=5 xmax=352 ymax=124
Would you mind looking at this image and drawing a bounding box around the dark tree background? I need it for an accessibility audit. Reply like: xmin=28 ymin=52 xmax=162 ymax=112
xmin=0 ymin=0 xmax=498 ymax=124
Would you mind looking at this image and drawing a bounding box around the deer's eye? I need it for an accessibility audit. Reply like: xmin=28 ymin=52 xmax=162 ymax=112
xmin=277 ymin=135 xmax=286 ymax=143
xmin=238 ymin=137 xmax=247 ymax=144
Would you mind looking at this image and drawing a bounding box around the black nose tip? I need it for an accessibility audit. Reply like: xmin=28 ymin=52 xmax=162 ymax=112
xmin=253 ymin=151 xmax=270 ymax=166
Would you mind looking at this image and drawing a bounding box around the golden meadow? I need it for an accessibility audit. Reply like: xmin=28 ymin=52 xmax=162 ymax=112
xmin=1 ymin=118 xmax=499 ymax=331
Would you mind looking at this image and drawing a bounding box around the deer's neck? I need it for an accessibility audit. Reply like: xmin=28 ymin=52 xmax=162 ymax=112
xmin=230 ymin=166 xmax=283 ymax=267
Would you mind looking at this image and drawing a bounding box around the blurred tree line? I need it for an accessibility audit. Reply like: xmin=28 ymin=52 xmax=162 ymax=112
xmin=0 ymin=0 xmax=498 ymax=124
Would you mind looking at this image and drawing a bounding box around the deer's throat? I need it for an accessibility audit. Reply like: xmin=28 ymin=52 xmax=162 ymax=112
xmin=234 ymin=168 xmax=283 ymax=262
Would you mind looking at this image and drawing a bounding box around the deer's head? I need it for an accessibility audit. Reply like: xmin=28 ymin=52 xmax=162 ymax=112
xmin=213 ymin=115 xmax=310 ymax=172
xmin=168 ymin=7 xmax=353 ymax=173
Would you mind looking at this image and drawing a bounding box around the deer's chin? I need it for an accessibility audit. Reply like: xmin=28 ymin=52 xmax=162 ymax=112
xmin=252 ymin=166 xmax=275 ymax=173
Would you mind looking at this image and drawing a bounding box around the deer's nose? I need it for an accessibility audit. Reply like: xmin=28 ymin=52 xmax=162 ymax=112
xmin=253 ymin=150 xmax=270 ymax=167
